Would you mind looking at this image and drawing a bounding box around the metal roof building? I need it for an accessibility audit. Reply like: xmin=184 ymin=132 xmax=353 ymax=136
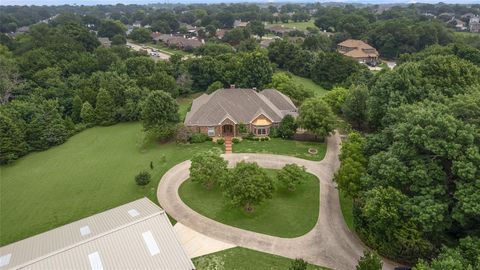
xmin=0 ymin=198 xmax=195 ymax=270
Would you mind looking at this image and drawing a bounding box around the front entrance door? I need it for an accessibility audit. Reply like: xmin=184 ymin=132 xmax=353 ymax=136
xmin=222 ymin=125 xmax=233 ymax=136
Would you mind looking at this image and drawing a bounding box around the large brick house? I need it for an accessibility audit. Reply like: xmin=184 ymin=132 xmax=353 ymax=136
xmin=184 ymin=87 xmax=298 ymax=137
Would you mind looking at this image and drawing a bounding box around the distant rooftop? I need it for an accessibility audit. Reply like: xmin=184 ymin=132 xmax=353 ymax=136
xmin=0 ymin=198 xmax=194 ymax=270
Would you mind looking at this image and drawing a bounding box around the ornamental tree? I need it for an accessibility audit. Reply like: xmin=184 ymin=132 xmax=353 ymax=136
xmin=190 ymin=150 xmax=228 ymax=189
xmin=277 ymin=163 xmax=307 ymax=191
xmin=222 ymin=161 xmax=275 ymax=212
xmin=80 ymin=101 xmax=95 ymax=125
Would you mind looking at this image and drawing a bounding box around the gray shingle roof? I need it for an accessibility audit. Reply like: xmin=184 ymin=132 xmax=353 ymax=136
xmin=184 ymin=88 xmax=297 ymax=126
xmin=0 ymin=198 xmax=194 ymax=270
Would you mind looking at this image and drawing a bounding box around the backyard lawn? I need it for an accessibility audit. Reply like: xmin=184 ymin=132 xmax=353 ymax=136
xmin=194 ymin=247 xmax=328 ymax=270
xmin=233 ymin=138 xmax=326 ymax=161
xmin=267 ymin=19 xmax=317 ymax=30
xmin=179 ymin=169 xmax=319 ymax=238
xmin=0 ymin=122 xmax=221 ymax=246
xmin=288 ymin=73 xmax=328 ymax=96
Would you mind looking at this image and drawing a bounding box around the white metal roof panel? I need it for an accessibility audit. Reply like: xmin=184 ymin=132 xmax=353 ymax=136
xmin=0 ymin=198 xmax=194 ymax=270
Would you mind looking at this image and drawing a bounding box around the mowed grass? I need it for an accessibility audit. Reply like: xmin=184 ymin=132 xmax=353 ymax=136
xmin=233 ymin=138 xmax=326 ymax=161
xmin=179 ymin=169 xmax=319 ymax=238
xmin=267 ymin=19 xmax=317 ymax=30
xmin=339 ymin=190 xmax=354 ymax=231
xmin=194 ymin=247 xmax=328 ymax=270
xmin=0 ymin=122 xmax=221 ymax=246
xmin=289 ymin=73 xmax=328 ymax=96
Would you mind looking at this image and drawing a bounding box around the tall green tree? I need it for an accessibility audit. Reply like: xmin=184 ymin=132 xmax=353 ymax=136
xmin=71 ymin=95 xmax=82 ymax=123
xmin=297 ymin=97 xmax=336 ymax=139
xmin=238 ymin=50 xmax=272 ymax=88
xmin=95 ymin=89 xmax=115 ymax=126
xmin=277 ymin=163 xmax=307 ymax=191
xmin=0 ymin=113 xmax=27 ymax=164
xmin=141 ymin=90 xmax=179 ymax=140
xmin=342 ymin=85 xmax=368 ymax=130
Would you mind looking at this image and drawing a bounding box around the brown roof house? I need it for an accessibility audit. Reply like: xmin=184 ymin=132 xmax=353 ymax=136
xmin=337 ymin=39 xmax=379 ymax=64
xmin=185 ymin=86 xmax=297 ymax=137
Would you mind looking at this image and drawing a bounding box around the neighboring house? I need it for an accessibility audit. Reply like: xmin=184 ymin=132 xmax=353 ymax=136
xmin=337 ymin=39 xmax=379 ymax=64
xmin=185 ymin=86 xmax=298 ymax=137
xmin=265 ymin=25 xmax=295 ymax=36
xmin=0 ymin=198 xmax=194 ymax=270
xmin=448 ymin=18 xmax=468 ymax=31
xmin=260 ymin=38 xmax=276 ymax=48
xmin=233 ymin=20 xmax=248 ymax=28
xmin=151 ymin=31 xmax=163 ymax=42
xmin=153 ymin=34 xmax=203 ymax=50
xmin=132 ymin=21 xmax=142 ymax=28
xmin=470 ymin=16 xmax=480 ymax=33
xmin=97 ymin=37 xmax=111 ymax=48
xmin=461 ymin=13 xmax=476 ymax=20
xmin=216 ymin=29 xmax=227 ymax=39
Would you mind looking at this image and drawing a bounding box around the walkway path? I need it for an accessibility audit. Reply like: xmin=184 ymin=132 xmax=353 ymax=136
xmin=157 ymin=133 xmax=397 ymax=270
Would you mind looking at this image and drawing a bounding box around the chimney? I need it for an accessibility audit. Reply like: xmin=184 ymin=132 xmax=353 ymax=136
xmin=230 ymin=84 xmax=235 ymax=89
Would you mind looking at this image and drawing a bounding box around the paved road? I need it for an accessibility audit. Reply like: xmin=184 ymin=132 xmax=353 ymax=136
xmin=157 ymin=133 xmax=397 ymax=269
xmin=126 ymin=41 xmax=171 ymax=61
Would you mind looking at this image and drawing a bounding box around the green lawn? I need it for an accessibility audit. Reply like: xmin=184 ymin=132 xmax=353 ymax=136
xmin=194 ymin=247 xmax=328 ymax=270
xmin=339 ymin=190 xmax=354 ymax=231
xmin=177 ymin=94 xmax=199 ymax=121
xmin=233 ymin=138 xmax=326 ymax=161
xmin=287 ymin=73 xmax=328 ymax=96
xmin=0 ymin=122 xmax=221 ymax=246
xmin=179 ymin=169 xmax=319 ymax=238
xmin=267 ymin=19 xmax=317 ymax=30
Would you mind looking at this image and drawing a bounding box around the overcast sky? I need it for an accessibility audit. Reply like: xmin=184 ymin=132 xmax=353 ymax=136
xmin=1 ymin=0 xmax=479 ymax=6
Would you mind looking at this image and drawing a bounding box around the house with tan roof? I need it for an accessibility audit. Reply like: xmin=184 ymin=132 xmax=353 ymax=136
xmin=184 ymin=86 xmax=297 ymax=137
xmin=337 ymin=39 xmax=379 ymax=64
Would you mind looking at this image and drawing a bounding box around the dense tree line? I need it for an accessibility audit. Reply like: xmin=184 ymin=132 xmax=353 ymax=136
xmin=332 ymin=50 xmax=480 ymax=265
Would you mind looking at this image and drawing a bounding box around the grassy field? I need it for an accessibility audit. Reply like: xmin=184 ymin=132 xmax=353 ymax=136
xmin=267 ymin=19 xmax=317 ymax=30
xmin=194 ymin=247 xmax=328 ymax=270
xmin=0 ymin=122 xmax=221 ymax=246
xmin=233 ymin=138 xmax=326 ymax=161
xmin=179 ymin=169 xmax=319 ymax=238
xmin=339 ymin=190 xmax=354 ymax=231
xmin=288 ymin=73 xmax=328 ymax=96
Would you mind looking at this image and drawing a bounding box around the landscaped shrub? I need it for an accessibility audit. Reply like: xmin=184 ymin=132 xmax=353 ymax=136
xmin=244 ymin=132 xmax=254 ymax=140
xmin=190 ymin=133 xmax=210 ymax=143
xmin=217 ymin=138 xmax=225 ymax=145
xmin=269 ymin=126 xmax=280 ymax=138
xmin=135 ymin=171 xmax=151 ymax=186
xmin=238 ymin=122 xmax=247 ymax=134
xmin=289 ymin=259 xmax=308 ymax=270
xmin=232 ymin=138 xmax=240 ymax=144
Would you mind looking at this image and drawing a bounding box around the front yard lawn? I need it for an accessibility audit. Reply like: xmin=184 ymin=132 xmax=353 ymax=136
xmin=194 ymin=247 xmax=328 ymax=270
xmin=339 ymin=190 xmax=354 ymax=231
xmin=179 ymin=169 xmax=319 ymax=238
xmin=233 ymin=138 xmax=326 ymax=161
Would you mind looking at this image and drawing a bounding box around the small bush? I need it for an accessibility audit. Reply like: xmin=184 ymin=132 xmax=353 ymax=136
xmin=217 ymin=138 xmax=225 ymax=145
xmin=244 ymin=132 xmax=254 ymax=140
xmin=269 ymin=127 xmax=280 ymax=138
xmin=289 ymin=259 xmax=308 ymax=270
xmin=190 ymin=133 xmax=210 ymax=143
xmin=232 ymin=138 xmax=240 ymax=144
xmin=135 ymin=171 xmax=151 ymax=186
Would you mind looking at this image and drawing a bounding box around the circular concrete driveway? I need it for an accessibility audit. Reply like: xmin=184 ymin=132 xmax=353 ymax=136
xmin=157 ymin=133 xmax=396 ymax=270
